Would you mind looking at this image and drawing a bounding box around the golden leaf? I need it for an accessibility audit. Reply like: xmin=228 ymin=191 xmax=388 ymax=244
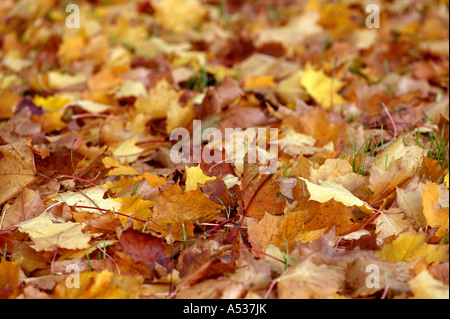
xmin=185 ymin=165 xmax=216 ymax=192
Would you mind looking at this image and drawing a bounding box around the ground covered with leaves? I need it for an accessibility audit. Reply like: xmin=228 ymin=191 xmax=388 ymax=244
xmin=0 ymin=0 xmax=449 ymax=299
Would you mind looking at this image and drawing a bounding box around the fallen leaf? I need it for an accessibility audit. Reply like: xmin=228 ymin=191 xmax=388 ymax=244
xmin=53 ymin=269 xmax=143 ymax=299
xmin=113 ymin=135 xmax=144 ymax=165
xmin=114 ymin=195 xmax=154 ymax=229
xmin=300 ymin=64 xmax=345 ymax=110
xmin=0 ymin=140 xmax=38 ymax=206
xmin=152 ymin=0 xmax=206 ymax=33
xmin=299 ymin=177 xmax=373 ymax=214
xmin=118 ymin=229 xmax=168 ymax=274
xmin=0 ymin=257 xmax=20 ymax=291
xmin=421 ymin=182 xmax=449 ymax=238
xmin=52 ymin=186 xmax=122 ymax=213
xmin=409 ymin=269 xmax=449 ymax=299
xmin=185 ymin=165 xmax=216 ymax=192
xmin=396 ymin=187 xmax=426 ymax=228
xmin=1 ymin=188 xmax=46 ymax=229
xmin=277 ymin=254 xmax=345 ymax=299
xmin=152 ymin=185 xmax=223 ymax=224
xmin=17 ymin=214 xmax=101 ymax=251
xmin=378 ymin=232 xmax=448 ymax=264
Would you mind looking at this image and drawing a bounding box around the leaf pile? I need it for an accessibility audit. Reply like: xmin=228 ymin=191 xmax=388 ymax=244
xmin=0 ymin=0 xmax=449 ymax=299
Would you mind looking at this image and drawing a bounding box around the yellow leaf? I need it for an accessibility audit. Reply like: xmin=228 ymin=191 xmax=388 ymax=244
xmin=52 ymin=186 xmax=122 ymax=213
xmin=185 ymin=165 xmax=216 ymax=192
xmin=114 ymin=195 xmax=154 ymax=229
xmin=300 ymin=64 xmax=345 ymax=110
xmin=36 ymin=111 xmax=67 ymax=132
xmin=17 ymin=214 xmax=100 ymax=251
xmin=276 ymin=70 xmax=308 ymax=107
xmin=445 ymin=172 xmax=449 ymax=188
xmin=103 ymin=173 xmax=165 ymax=192
xmin=378 ymin=232 xmax=448 ymax=264
xmin=166 ymin=99 xmax=195 ymax=134
xmin=53 ymin=270 xmax=143 ymax=299
xmin=409 ymin=269 xmax=449 ymax=299
xmin=113 ymin=135 xmax=144 ymax=165
xmin=299 ymin=177 xmax=373 ymax=214
xmin=102 ymin=156 xmax=141 ymax=176
xmin=0 ymin=89 xmax=19 ymax=119
xmin=57 ymin=35 xmax=85 ymax=65
xmin=47 ymin=72 xmax=86 ymax=89
xmin=114 ymin=80 xmax=148 ymax=99
xmin=33 ymin=95 xmax=72 ymax=112
xmin=153 ymin=0 xmax=206 ymax=33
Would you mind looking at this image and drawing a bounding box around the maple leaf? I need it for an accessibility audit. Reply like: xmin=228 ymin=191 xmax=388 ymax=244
xmin=277 ymin=254 xmax=345 ymax=299
xmin=0 ymin=258 xmax=20 ymax=291
xmin=0 ymin=188 xmax=46 ymax=229
xmin=52 ymin=186 xmax=122 ymax=214
xmin=57 ymin=35 xmax=85 ymax=66
xmin=32 ymin=95 xmax=71 ymax=112
xmin=153 ymin=0 xmax=206 ymax=33
xmin=308 ymin=158 xmax=369 ymax=198
xmin=374 ymin=210 xmax=411 ymax=239
xmin=17 ymin=214 xmax=101 ymax=252
xmin=244 ymin=173 xmax=287 ymax=219
xmin=185 ymin=165 xmax=216 ymax=192
xmin=299 ymin=177 xmax=373 ymax=214
xmin=369 ymin=137 xmax=424 ymax=207
xmin=421 ymin=182 xmax=449 ymax=238
xmin=300 ymin=64 xmax=345 ymax=110
xmin=102 ymin=156 xmax=141 ymax=176
xmin=118 ymin=229 xmax=168 ymax=273
xmin=112 ymin=135 xmax=144 ymax=165
xmin=0 ymin=89 xmax=20 ymax=119
xmin=53 ymin=269 xmax=143 ymax=299
xmin=408 ymin=269 xmax=449 ymax=299
xmin=278 ymin=126 xmax=325 ymax=157
xmin=0 ymin=140 xmax=38 ymax=206
xmin=152 ymin=185 xmax=222 ymax=225
xmin=396 ymin=187 xmax=427 ymax=228
xmin=378 ymin=232 xmax=449 ymax=264
xmin=114 ymin=195 xmax=154 ymax=229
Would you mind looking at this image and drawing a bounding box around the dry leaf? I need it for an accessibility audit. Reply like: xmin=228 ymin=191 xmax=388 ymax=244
xmin=0 ymin=140 xmax=38 ymax=206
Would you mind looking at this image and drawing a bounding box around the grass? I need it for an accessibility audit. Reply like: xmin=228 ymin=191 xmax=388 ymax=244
xmin=351 ymin=132 xmax=384 ymax=176
xmin=184 ymin=66 xmax=216 ymax=92
xmin=426 ymin=127 xmax=449 ymax=170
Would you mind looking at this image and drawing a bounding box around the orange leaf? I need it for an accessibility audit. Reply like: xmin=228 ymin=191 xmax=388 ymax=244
xmin=152 ymin=185 xmax=223 ymax=224
xmin=421 ymin=182 xmax=449 ymax=238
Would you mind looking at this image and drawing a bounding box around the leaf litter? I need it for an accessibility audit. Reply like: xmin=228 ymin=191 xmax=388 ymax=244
xmin=0 ymin=0 xmax=448 ymax=299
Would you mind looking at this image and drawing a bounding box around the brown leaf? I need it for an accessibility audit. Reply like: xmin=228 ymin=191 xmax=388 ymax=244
xmin=245 ymin=172 xmax=286 ymax=219
xmin=200 ymin=77 xmax=243 ymax=118
xmin=277 ymin=254 xmax=345 ymax=299
xmin=152 ymin=185 xmax=223 ymax=224
xmin=176 ymin=278 xmax=245 ymax=299
xmin=1 ymin=188 xmax=46 ymax=229
xmin=0 ymin=140 xmax=38 ymax=206
xmin=118 ymin=229 xmax=169 ymax=274
xmin=71 ymin=210 xmax=122 ymax=235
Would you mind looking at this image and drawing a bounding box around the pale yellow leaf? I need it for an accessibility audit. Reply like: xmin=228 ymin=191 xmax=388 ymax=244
xmin=185 ymin=165 xmax=216 ymax=192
